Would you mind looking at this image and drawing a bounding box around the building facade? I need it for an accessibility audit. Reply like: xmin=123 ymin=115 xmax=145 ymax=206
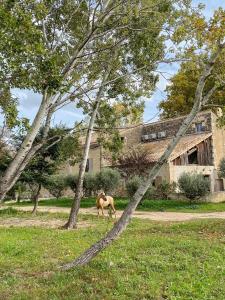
xmin=66 ymin=110 xmax=225 ymax=194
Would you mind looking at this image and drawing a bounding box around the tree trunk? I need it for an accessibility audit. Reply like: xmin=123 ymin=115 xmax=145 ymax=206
xmin=32 ymin=184 xmax=42 ymax=215
xmin=63 ymin=71 xmax=110 ymax=229
xmin=60 ymin=47 xmax=222 ymax=269
xmin=0 ymin=91 xmax=51 ymax=201
xmin=0 ymin=106 xmax=54 ymax=203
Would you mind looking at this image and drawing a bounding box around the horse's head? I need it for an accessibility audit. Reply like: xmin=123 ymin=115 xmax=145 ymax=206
xmin=98 ymin=191 xmax=107 ymax=201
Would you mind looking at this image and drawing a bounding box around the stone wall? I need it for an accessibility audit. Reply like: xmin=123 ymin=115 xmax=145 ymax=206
xmin=142 ymin=111 xmax=212 ymax=140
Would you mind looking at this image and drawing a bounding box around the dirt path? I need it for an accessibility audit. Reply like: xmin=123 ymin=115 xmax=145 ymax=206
xmin=5 ymin=205 xmax=225 ymax=222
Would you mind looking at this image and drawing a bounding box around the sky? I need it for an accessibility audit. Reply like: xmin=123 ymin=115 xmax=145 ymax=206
xmin=4 ymin=0 xmax=225 ymax=128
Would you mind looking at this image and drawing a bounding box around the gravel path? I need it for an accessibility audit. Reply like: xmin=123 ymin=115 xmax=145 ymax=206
xmin=5 ymin=205 xmax=225 ymax=222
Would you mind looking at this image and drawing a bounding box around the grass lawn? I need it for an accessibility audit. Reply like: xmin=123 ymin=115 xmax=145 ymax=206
xmin=0 ymin=208 xmax=225 ymax=299
xmin=10 ymin=196 xmax=225 ymax=213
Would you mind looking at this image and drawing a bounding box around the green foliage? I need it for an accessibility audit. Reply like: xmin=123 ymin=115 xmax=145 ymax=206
xmin=83 ymin=173 xmax=98 ymax=196
xmin=44 ymin=125 xmax=82 ymax=165
xmin=159 ymin=59 xmax=225 ymax=119
xmin=0 ymin=143 xmax=11 ymax=175
xmin=219 ymin=158 xmax=225 ymax=178
xmin=126 ymin=175 xmax=155 ymax=199
xmin=178 ymin=172 xmax=210 ymax=201
xmin=95 ymin=168 xmax=121 ymax=193
xmin=155 ymin=181 xmax=177 ymax=200
xmin=126 ymin=177 xmax=176 ymax=200
xmin=65 ymin=169 xmax=121 ymax=196
xmin=159 ymin=8 xmax=225 ymax=120
xmin=126 ymin=175 xmax=142 ymax=198
xmin=44 ymin=175 xmax=67 ymax=199
xmin=64 ymin=174 xmax=79 ymax=193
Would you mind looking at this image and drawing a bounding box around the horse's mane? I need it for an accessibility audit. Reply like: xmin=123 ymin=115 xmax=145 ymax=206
xmin=98 ymin=192 xmax=107 ymax=201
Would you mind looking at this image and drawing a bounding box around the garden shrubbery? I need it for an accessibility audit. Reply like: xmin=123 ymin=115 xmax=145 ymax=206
xmin=126 ymin=176 xmax=176 ymax=200
xmin=178 ymin=172 xmax=210 ymax=202
xmin=95 ymin=168 xmax=121 ymax=193
xmin=64 ymin=168 xmax=121 ymax=196
xmin=44 ymin=175 xmax=67 ymax=199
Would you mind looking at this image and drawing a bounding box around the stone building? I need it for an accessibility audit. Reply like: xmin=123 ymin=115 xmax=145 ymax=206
xmin=66 ymin=110 xmax=225 ymax=196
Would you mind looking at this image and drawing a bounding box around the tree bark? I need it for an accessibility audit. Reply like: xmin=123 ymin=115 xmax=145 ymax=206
xmin=0 ymin=91 xmax=51 ymax=201
xmin=32 ymin=184 xmax=42 ymax=215
xmin=60 ymin=46 xmax=223 ymax=269
xmin=0 ymin=107 xmax=54 ymax=203
xmin=63 ymin=71 xmax=110 ymax=229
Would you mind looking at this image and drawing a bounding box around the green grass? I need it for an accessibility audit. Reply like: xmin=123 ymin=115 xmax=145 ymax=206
xmin=0 ymin=209 xmax=225 ymax=299
xmin=10 ymin=196 xmax=225 ymax=213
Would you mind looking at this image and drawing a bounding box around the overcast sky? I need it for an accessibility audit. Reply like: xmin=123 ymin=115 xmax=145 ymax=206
xmin=6 ymin=0 xmax=225 ymax=128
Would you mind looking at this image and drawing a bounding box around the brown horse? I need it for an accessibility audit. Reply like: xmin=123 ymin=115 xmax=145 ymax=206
xmin=96 ymin=192 xmax=116 ymax=218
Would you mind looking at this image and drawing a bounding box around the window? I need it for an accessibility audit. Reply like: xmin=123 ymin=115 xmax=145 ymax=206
xmin=195 ymin=123 xmax=204 ymax=133
xmin=85 ymin=158 xmax=93 ymax=173
xmin=157 ymin=131 xmax=166 ymax=138
xmin=188 ymin=149 xmax=198 ymax=164
xmin=85 ymin=159 xmax=90 ymax=172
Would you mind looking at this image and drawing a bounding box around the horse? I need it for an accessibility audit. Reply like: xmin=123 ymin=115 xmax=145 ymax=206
xmin=96 ymin=192 xmax=116 ymax=218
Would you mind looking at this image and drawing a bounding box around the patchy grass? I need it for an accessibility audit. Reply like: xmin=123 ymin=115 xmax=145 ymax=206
xmin=0 ymin=208 xmax=225 ymax=299
xmin=9 ymin=196 xmax=225 ymax=212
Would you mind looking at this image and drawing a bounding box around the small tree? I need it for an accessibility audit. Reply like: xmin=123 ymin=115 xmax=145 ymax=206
xmin=96 ymin=169 xmax=121 ymax=194
xmin=219 ymin=158 xmax=225 ymax=178
xmin=44 ymin=175 xmax=67 ymax=199
xmin=65 ymin=173 xmax=97 ymax=197
xmin=178 ymin=173 xmax=210 ymax=203
xmin=126 ymin=176 xmax=157 ymax=200
xmin=83 ymin=174 xmax=97 ymax=197
xmin=65 ymin=174 xmax=79 ymax=194
xmin=117 ymin=146 xmax=152 ymax=178
xmin=126 ymin=176 xmax=142 ymax=198
xmin=155 ymin=181 xmax=177 ymax=200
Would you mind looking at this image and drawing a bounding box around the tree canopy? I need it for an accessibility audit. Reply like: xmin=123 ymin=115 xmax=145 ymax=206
xmin=159 ymin=8 xmax=225 ymax=119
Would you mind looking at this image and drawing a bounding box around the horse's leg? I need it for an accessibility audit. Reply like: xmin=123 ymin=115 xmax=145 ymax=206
xmin=111 ymin=204 xmax=116 ymax=218
xmin=108 ymin=206 xmax=112 ymax=218
xmin=101 ymin=206 xmax=104 ymax=217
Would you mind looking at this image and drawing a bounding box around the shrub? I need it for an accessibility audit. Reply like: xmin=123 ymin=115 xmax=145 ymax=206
xmin=65 ymin=174 xmax=79 ymax=193
xmin=96 ymin=168 xmax=121 ymax=193
xmin=83 ymin=173 xmax=97 ymax=196
xmin=155 ymin=181 xmax=177 ymax=200
xmin=126 ymin=175 xmax=142 ymax=198
xmin=65 ymin=173 xmax=97 ymax=196
xmin=44 ymin=175 xmax=67 ymax=199
xmin=178 ymin=172 xmax=210 ymax=202
xmin=126 ymin=176 xmax=156 ymax=199
xmin=219 ymin=158 xmax=225 ymax=178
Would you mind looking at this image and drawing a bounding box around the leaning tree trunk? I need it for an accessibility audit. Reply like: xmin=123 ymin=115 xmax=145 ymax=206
xmin=0 ymin=91 xmax=51 ymax=202
xmin=60 ymin=46 xmax=222 ymax=269
xmin=32 ymin=184 xmax=42 ymax=215
xmin=63 ymin=71 xmax=110 ymax=229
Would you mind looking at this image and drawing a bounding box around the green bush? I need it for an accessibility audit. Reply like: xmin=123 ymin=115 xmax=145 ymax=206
xmin=96 ymin=168 xmax=121 ymax=193
xmin=65 ymin=174 xmax=79 ymax=193
xmin=178 ymin=172 xmax=210 ymax=202
xmin=65 ymin=173 xmax=97 ymax=196
xmin=154 ymin=180 xmax=177 ymax=200
xmin=83 ymin=173 xmax=97 ymax=196
xmin=126 ymin=176 xmax=162 ymax=200
xmin=126 ymin=176 xmax=142 ymax=198
xmin=44 ymin=175 xmax=67 ymax=199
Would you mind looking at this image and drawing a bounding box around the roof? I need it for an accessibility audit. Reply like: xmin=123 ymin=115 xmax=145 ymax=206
xmin=141 ymin=132 xmax=212 ymax=162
